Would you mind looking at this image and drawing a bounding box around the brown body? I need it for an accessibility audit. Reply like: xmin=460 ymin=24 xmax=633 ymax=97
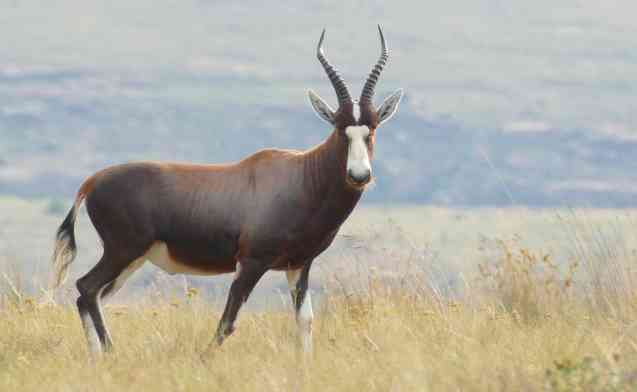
xmin=51 ymin=26 xmax=402 ymax=354
xmin=84 ymin=129 xmax=359 ymax=275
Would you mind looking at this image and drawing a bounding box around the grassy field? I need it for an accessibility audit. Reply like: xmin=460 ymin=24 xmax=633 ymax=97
xmin=3 ymin=199 xmax=637 ymax=390
xmin=2 ymin=267 xmax=637 ymax=391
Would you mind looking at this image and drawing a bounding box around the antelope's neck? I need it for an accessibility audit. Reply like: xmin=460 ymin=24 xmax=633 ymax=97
xmin=303 ymin=129 xmax=363 ymax=218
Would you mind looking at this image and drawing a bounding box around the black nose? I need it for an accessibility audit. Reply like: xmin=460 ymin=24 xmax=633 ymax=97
xmin=348 ymin=170 xmax=371 ymax=184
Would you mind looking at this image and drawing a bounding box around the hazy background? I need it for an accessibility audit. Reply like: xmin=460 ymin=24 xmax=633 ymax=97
xmin=2 ymin=1 xmax=637 ymax=301
xmin=2 ymin=0 xmax=637 ymax=206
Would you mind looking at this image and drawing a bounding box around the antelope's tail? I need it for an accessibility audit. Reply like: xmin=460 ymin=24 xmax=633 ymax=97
xmin=50 ymin=177 xmax=95 ymax=288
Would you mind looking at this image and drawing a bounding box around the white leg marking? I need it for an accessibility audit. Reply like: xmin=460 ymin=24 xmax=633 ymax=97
xmin=286 ymin=269 xmax=313 ymax=353
xmin=82 ymin=257 xmax=146 ymax=354
xmin=298 ymin=294 xmax=313 ymax=353
xmin=80 ymin=310 xmax=102 ymax=355
xmin=80 ymin=284 xmax=112 ymax=356
xmin=234 ymin=261 xmax=242 ymax=281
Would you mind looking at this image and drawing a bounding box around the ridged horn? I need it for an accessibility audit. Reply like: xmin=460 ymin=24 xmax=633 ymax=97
xmin=317 ymin=29 xmax=353 ymax=108
xmin=360 ymin=25 xmax=388 ymax=106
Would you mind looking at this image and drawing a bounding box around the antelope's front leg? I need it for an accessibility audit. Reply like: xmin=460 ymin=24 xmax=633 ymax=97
xmin=214 ymin=259 xmax=267 ymax=346
xmin=286 ymin=262 xmax=314 ymax=353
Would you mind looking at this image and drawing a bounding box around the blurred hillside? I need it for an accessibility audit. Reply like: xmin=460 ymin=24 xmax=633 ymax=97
xmin=2 ymin=0 xmax=637 ymax=206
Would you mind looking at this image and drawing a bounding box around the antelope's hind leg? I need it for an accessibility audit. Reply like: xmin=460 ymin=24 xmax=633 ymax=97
xmin=76 ymin=251 xmax=145 ymax=354
xmin=100 ymin=257 xmax=145 ymax=303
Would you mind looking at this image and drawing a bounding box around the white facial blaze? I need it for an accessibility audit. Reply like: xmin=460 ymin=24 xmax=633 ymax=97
xmin=345 ymin=125 xmax=372 ymax=180
xmin=353 ymin=103 xmax=361 ymax=122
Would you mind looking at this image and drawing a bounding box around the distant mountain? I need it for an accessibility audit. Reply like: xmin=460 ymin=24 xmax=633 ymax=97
xmin=1 ymin=75 xmax=636 ymax=207
xmin=3 ymin=1 xmax=637 ymax=207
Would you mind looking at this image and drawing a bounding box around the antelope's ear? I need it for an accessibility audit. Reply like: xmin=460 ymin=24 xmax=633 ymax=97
xmin=308 ymin=90 xmax=336 ymax=125
xmin=377 ymin=89 xmax=403 ymax=124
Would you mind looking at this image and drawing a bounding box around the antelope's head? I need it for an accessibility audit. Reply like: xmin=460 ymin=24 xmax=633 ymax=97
xmin=308 ymin=26 xmax=403 ymax=190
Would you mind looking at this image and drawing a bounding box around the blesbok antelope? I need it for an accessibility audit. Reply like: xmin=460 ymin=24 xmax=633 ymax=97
xmin=51 ymin=26 xmax=403 ymax=354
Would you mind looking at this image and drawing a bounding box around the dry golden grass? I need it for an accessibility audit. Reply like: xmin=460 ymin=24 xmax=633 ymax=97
xmin=2 ymin=257 xmax=637 ymax=392
xmin=4 ymin=204 xmax=637 ymax=390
